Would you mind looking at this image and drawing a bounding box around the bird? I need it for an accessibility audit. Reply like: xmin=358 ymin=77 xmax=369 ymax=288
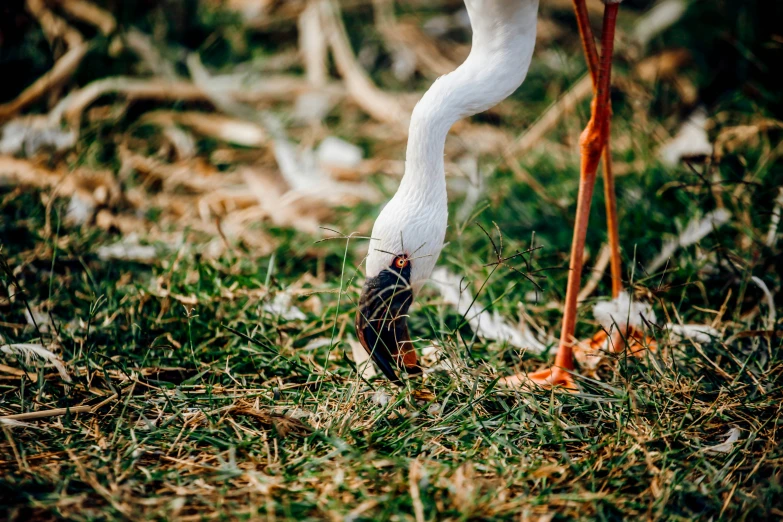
xmin=355 ymin=0 xmax=625 ymax=389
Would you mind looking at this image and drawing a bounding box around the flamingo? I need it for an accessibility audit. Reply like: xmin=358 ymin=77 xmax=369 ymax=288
xmin=356 ymin=0 xmax=625 ymax=389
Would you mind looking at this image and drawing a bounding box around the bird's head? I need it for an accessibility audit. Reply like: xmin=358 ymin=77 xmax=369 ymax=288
xmin=355 ymin=186 xmax=448 ymax=384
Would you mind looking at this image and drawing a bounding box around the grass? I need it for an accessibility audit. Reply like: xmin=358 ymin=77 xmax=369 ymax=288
xmin=1 ymin=0 xmax=782 ymax=520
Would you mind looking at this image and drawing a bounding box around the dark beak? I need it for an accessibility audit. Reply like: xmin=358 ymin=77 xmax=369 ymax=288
xmin=355 ymin=270 xmax=422 ymax=385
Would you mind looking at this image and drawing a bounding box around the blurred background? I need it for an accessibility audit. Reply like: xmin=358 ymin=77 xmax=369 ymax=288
xmin=1 ymin=0 xmax=781 ymax=329
xmin=1 ymin=0 xmax=782 ymax=349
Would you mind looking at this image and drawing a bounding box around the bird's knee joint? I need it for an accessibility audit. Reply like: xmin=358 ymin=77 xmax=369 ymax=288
xmin=579 ymin=124 xmax=605 ymax=158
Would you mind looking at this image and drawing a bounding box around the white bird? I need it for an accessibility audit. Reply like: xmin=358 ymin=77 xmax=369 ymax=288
xmin=356 ymin=0 xmax=625 ymax=389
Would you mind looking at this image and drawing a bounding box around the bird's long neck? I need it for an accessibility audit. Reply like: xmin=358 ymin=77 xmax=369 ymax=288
xmin=399 ymin=0 xmax=539 ymax=200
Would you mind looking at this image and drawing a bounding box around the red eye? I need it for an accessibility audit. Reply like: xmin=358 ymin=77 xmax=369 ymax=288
xmin=393 ymin=256 xmax=408 ymax=269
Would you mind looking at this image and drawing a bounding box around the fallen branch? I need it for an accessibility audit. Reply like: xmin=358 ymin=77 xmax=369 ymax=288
xmin=0 ymin=0 xmax=87 ymax=122
xmin=646 ymin=208 xmax=731 ymax=273
xmin=320 ymin=0 xmax=408 ymax=127
xmin=299 ymin=0 xmax=328 ymax=86
xmin=141 ymin=110 xmax=267 ymax=147
xmin=58 ymin=0 xmax=117 ymax=35
xmin=506 ymin=73 xmax=593 ymax=157
xmin=55 ymin=74 xmax=347 ymax=129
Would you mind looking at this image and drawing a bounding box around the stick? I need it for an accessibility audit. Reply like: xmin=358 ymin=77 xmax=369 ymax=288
xmin=0 ymin=0 xmax=87 ymax=122
xmin=58 ymin=0 xmax=116 ymax=35
xmin=299 ymin=0 xmax=328 ymax=86
xmin=47 ymin=75 xmax=345 ymax=130
xmin=0 ymin=393 xmax=118 ymax=422
xmin=506 ymin=73 xmax=593 ymax=157
xmin=320 ymin=0 xmax=407 ymax=127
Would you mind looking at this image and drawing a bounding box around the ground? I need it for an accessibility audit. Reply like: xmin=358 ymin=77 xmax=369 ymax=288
xmin=0 ymin=0 xmax=782 ymax=520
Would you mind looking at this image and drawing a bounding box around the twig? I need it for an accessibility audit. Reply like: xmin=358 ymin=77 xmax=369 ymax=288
xmin=0 ymin=157 xmax=67 ymax=189
xmin=320 ymin=0 xmax=407 ymax=127
xmin=123 ymin=28 xmax=178 ymax=79
xmin=47 ymin=74 xmax=345 ymax=131
xmin=0 ymin=0 xmax=87 ymax=122
xmin=506 ymin=73 xmax=593 ymax=157
xmin=0 ymin=45 xmax=86 ymax=123
xmin=141 ymin=110 xmax=267 ymax=147
xmin=298 ymin=0 xmax=328 ymax=86
xmin=58 ymin=0 xmax=116 ymax=35
xmin=27 ymin=0 xmax=82 ymax=47
xmin=0 ymin=393 xmax=118 ymax=422
xmin=409 ymin=460 xmax=425 ymax=522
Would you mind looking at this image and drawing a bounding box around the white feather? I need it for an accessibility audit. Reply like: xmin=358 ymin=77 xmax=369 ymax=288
xmin=431 ymin=267 xmax=548 ymax=352
xmin=1 ymin=343 xmax=71 ymax=382
xmin=592 ymin=292 xmax=657 ymax=333
xmin=666 ymin=324 xmax=718 ymax=343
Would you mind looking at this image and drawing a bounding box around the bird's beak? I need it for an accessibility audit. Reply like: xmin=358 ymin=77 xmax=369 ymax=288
xmin=355 ymin=271 xmax=422 ymax=384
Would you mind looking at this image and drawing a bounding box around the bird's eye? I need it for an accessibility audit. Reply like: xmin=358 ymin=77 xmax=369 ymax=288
xmin=393 ymin=255 xmax=409 ymax=269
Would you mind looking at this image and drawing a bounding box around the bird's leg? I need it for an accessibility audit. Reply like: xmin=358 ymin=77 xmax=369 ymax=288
xmin=502 ymin=1 xmax=621 ymax=390
xmin=572 ymin=0 xmax=623 ymax=298
xmin=603 ymin=140 xmax=622 ymax=298
xmin=573 ymin=0 xmax=599 ymax=76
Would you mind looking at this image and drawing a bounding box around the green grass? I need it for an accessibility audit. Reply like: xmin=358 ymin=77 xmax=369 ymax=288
xmin=1 ymin=0 xmax=783 ymax=520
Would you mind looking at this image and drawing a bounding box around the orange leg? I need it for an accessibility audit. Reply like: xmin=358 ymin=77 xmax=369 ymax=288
xmin=603 ymin=141 xmax=622 ymax=298
xmin=573 ymin=0 xmax=623 ymax=298
xmin=502 ymin=1 xmax=621 ymax=390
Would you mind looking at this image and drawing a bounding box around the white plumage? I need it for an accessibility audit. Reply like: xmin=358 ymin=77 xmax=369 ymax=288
xmin=364 ymin=0 xmax=539 ymax=294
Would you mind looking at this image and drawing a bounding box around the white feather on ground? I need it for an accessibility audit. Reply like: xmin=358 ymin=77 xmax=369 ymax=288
xmin=751 ymin=276 xmax=776 ymax=331
xmin=292 ymin=92 xmax=335 ymax=123
xmin=593 ymin=291 xmax=657 ymax=332
xmin=0 ymin=343 xmax=71 ymax=382
xmin=97 ymin=233 xmax=158 ymax=262
xmin=633 ymin=0 xmax=686 ymax=48
xmin=0 ymin=117 xmax=76 ymax=156
xmin=262 ymin=292 xmax=306 ymax=321
xmin=0 ymin=418 xmax=43 ymax=429
xmin=666 ymin=324 xmax=719 ymax=343
xmin=702 ymin=427 xmax=741 ymax=454
xmin=647 ymin=208 xmax=731 ymax=273
xmin=316 ymin=136 xmax=363 ymax=170
xmin=592 ymin=293 xmax=719 ymax=345
xmin=659 ymin=107 xmax=713 ymax=166
xmin=430 ymin=267 xmax=548 ymax=353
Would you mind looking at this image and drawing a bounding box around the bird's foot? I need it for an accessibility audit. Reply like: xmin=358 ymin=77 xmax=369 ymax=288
xmin=499 ymin=326 xmax=658 ymax=392
xmin=499 ymin=366 xmax=577 ymax=392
